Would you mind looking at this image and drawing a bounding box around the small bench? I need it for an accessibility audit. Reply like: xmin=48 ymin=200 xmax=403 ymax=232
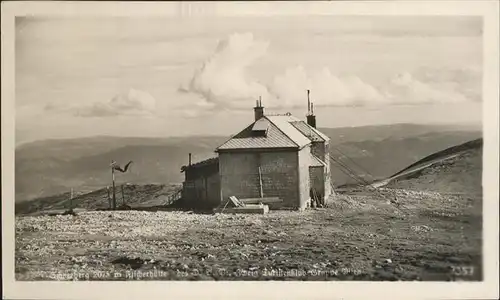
xmin=239 ymin=197 xmax=283 ymax=205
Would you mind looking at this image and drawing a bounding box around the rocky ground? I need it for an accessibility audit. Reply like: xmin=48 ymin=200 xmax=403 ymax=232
xmin=15 ymin=188 xmax=482 ymax=281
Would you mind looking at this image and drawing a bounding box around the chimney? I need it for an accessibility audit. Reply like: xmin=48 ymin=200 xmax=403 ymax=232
xmin=254 ymin=96 xmax=264 ymax=121
xmin=188 ymin=153 xmax=192 ymax=166
xmin=306 ymin=90 xmax=317 ymax=128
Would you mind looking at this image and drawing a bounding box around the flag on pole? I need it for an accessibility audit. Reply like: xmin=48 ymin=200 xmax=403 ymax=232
xmin=110 ymin=160 xmax=133 ymax=173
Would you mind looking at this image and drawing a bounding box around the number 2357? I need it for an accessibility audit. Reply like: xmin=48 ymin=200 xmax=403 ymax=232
xmin=451 ymin=266 xmax=474 ymax=276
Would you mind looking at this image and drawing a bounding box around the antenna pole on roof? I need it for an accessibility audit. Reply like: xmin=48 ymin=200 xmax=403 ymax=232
xmin=307 ymin=90 xmax=311 ymax=115
xmin=306 ymin=90 xmax=317 ymax=128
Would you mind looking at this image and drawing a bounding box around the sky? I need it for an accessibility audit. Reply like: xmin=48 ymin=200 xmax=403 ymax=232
xmin=15 ymin=16 xmax=483 ymax=144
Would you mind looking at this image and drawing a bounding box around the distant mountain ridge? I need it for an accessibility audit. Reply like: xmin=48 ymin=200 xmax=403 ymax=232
xmin=15 ymin=136 xmax=483 ymax=216
xmin=15 ymin=123 xmax=481 ymax=202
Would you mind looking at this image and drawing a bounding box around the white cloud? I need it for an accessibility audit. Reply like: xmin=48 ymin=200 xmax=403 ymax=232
xmin=181 ymin=32 xmax=481 ymax=111
xmin=180 ymin=32 xmax=272 ymax=110
xmin=269 ymin=66 xmax=388 ymax=108
xmin=45 ymin=89 xmax=157 ymax=118
xmin=384 ymin=72 xmax=470 ymax=105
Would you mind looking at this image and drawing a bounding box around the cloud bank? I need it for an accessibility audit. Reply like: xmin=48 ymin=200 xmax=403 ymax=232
xmin=45 ymin=89 xmax=157 ymax=117
xmin=181 ymin=32 xmax=481 ymax=110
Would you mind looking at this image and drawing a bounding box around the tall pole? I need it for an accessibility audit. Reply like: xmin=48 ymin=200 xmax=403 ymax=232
xmin=307 ymin=89 xmax=311 ymax=115
xmin=258 ymin=166 xmax=264 ymax=198
xmin=112 ymin=167 xmax=116 ymax=210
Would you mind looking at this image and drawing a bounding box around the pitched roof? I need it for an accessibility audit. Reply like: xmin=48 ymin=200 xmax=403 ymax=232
xmin=309 ymin=152 xmax=326 ymax=167
xmin=216 ymin=114 xmax=329 ymax=151
xmin=290 ymin=121 xmax=329 ymax=142
xmin=217 ymin=119 xmax=299 ymax=150
xmin=181 ymin=157 xmax=219 ymax=172
xmin=265 ymin=115 xmax=311 ymax=148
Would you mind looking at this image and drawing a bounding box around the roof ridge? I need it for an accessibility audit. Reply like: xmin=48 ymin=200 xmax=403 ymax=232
xmin=263 ymin=116 xmax=300 ymax=148
xmin=308 ymin=125 xmax=329 ymax=140
xmin=181 ymin=156 xmax=219 ymax=172
xmin=290 ymin=120 xmax=328 ymax=142
xmin=311 ymin=152 xmax=326 ymax=165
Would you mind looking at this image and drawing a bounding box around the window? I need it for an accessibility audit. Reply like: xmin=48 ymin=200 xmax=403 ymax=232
xmin=252 ymin=118 xmax=269 ymax=137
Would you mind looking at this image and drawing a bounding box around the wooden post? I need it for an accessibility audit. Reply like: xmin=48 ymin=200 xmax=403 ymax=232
xmin=112 ymin=168 xmax=116 ymax=210
xmin=258 ymin=167 xmax=264 ymax=198
xmin=69 ymin=188 xmax=73 ymax=210
xmin=220 ymin=196 xmax=230 ymax=213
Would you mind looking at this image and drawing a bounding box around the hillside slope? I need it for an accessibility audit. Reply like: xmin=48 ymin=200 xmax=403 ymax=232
xmin=15 ymin=184 xmax=181 ymax=216
xmin=384 ymin=138 xmax=482 ymax=194
xmin=329 ymin=130 xmax=480 ymax=185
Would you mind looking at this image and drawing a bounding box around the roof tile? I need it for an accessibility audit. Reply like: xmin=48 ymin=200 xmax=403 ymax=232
xmin=290 ymin=121 xmax=328 ymax=142
xmin=217 ymin=121 xmax=298 ymax=150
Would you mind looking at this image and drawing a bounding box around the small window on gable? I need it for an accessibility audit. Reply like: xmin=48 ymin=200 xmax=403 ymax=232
xmin=252 ymin=118 xmax=269 ymax=137
xmin=254 ymin=130 xmax=267 ymax=137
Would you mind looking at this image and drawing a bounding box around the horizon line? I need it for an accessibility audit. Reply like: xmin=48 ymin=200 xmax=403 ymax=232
xmin=15 ymin=121 xmax=482 ymax=148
